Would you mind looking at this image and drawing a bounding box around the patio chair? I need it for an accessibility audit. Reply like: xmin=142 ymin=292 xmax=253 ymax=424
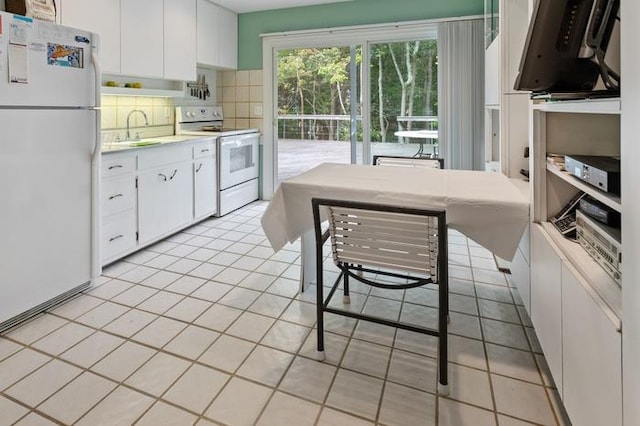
xmin=312 ymin=198 xmax=450 ymax=395
xmin=373 ymin=155 xmax=444 ymax=169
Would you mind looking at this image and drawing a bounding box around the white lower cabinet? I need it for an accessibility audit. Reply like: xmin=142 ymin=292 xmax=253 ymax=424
xmin=101 ymin=138 xmax=219 ymax=266
xmin=510 ymin=246 xmax=530 ymax=312
xmin=562 ymin=263 xmax=622 ymax=426
xmin=101 ymin=152 xmax=137 ymax=265
xmin=510 ymin=223 xmax=530 ymax=313
xmin=138 ymin=162 xmax=193 ymax=245
xmin=102 ymin=210 xmax=137 ymax=262
xmin=194 ymin=156 xmax=217 ymax=219
xmin=530 ymin=225 xmax=564 ymax=394
xmin=530 ymin=224 xmax=623 ymax=426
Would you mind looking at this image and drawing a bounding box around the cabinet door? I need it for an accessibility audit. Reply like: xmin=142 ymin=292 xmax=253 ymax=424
xmin=196 ymin=0 xmax=219 ymax=67
xmin=138 ymin=168 xmax=170 ymax=245
xmin=484 ymin=38 xmax=500 ymax=106
xmin=121 ymin=0 xmax=164 ymax=78
xmin=530 ymin=225 xmax=563 ymax=394
xmin=166 ymin=162 xmax=194 ymax=232
xmin=217 ymin=5 xmax=237 ymax=69
xmin=164 ymin=0 xmax=197 ymax=81
xmin=562 ymin=263 xmax=622 ymax=426
xmin=60 ymin=0 xmax=121 ymax=74
xmin=138 ymin=162 xmax=193 ymax=245
xmin=510 ymin=247 xmax=530 ymax=314
xmin=194 ymin=157 xmax=217 ymax=219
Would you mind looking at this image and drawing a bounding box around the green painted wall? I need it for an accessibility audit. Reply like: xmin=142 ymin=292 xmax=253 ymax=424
xmin=237 ymin=0 xmax=484 ymax=70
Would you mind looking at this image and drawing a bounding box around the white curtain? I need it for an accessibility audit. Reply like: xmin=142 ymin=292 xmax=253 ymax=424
xmin=438 ymin=19 xmax=485 ymax=170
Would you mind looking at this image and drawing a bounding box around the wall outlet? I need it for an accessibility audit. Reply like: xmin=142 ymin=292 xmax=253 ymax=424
xmin=253 ymin=105 xmax=263 ymax=116
xmin=164 ymin=107 xmax=171 ymax=118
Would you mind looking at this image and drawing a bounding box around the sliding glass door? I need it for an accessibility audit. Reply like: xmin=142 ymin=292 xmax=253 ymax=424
xmin=276 ymin=46 xmax=361 ymax=184
xmin=369 ymin=40 xmax=439 ymax=160
xmin=262 ymin=22 xmax=440 ymax=197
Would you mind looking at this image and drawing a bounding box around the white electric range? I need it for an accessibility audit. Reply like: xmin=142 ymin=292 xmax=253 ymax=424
xmin=176 ymin=106 xmax=260 ymax=216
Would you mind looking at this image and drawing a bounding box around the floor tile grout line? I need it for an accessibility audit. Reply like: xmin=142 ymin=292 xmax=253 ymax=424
xmin=3 ymin=392 xmax=67 ymax=426
xmin=6 ymin=288 xmax=548 ymax=388
xmin=465 ymin=239 xmax=501 ymax=426
xmin=39 ymin=295 xmax=551 ymax=385
xmin=1 ymin=202 xmax=565 ymax=425
xmin=4 ymin=314 xmax=241 ymax=424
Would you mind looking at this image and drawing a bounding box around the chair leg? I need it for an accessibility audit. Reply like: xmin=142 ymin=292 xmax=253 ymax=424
xmin=438 ymin=276 xmax=450 ymax=396
xmin=343 ymin=267 xmax=351 ymax=304
xmin=316 ymin=268 xmax=326 ymax=361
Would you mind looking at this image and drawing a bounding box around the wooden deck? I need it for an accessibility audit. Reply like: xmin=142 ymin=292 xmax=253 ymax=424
xmin=277 ymin=139 xmax=437 ymax=182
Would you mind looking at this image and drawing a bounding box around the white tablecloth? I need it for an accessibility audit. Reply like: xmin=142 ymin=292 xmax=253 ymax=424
xmin=261 ymin=163 xmax=529 ymax=260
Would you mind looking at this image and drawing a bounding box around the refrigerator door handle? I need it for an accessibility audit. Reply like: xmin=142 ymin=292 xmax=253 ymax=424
xmin=91 ymin=45 xmax=102 ymax=281
xmin=91 ymin=50 xmax=101 ymax=158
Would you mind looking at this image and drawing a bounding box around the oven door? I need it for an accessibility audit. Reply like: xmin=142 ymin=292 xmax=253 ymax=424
xmin=219 ymin=132 xmax=260 ymax=190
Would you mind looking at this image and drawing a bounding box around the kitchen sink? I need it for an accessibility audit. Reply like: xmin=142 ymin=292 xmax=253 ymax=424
xmin=127 ymin=140 xmax=162 ymax=147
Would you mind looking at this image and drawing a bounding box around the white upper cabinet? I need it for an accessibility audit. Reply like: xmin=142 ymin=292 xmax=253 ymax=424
xmin=197 ymin=0 xmax=219 ymax=67
xmin=60 ymin=0 xmax=121 ymax=74
xmin=483 ymin=0 xmax=530 ymax=178
xmin=60 ymin=0 xmax=198 ymax=80
xmin=164 ymin=0 xmax=197 ymax=81
xmin=121 ymin=0 xmax=164 ymax=78
xmin=197 ymin=0 xmax=237 ymax=69
xmin=216 ymin=5 xmax=237 ymax=69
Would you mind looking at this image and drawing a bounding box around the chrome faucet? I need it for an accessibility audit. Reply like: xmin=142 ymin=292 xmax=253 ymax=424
xmin=126 ymin=109 xmax=149 ymax=140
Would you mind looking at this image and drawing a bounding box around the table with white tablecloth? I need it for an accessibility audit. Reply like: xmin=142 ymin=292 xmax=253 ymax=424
xmin=261 ymin=163 xmax=529 ymax=288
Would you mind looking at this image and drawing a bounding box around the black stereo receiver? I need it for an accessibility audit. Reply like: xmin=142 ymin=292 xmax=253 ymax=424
xmin=579 ymin=195 xmax=620 ymax=227
xmin=564 ymin=155 xmax=620 ymax=195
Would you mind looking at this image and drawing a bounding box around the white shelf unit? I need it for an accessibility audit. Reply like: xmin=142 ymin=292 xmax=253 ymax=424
xmin=530 ymin=97 xmax=623 ymax=426
xmin=531 ymin=98 xmax=621 ymax=320
xmin=483 ymin=0 xmax=530 ymax=178
xmin=546 ymin=165 xmax=621 ymax=211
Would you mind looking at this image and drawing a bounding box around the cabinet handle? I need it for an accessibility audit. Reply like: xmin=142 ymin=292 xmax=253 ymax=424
xmin=195 ymin=163 xmax=203 ymax=173
xmin=200 ymin=148 xmax=210 ymax=153
xmin=169 ymin=169 xmax=178 ymax=180
xmin=109 ymin=234 xmax=124 ymax=242
xmin=108 ymin=193 xmax=123 ymax=200
xmin=108 ymin=164 xmax=123 ymax=170
xmin=158 ymin=173 xmax=167 ymax=181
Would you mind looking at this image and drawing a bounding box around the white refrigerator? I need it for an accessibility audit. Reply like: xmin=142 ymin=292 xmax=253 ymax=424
xmin=0 ymin=12 xmax=100 ymax=332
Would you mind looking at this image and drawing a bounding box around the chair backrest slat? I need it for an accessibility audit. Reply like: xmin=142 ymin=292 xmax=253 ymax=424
xmin=323 ymin=202 xmax=442 ymax=277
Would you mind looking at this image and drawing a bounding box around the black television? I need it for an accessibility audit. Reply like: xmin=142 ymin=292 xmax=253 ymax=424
xmin=514 ymin=0 xmax=620 ymax=97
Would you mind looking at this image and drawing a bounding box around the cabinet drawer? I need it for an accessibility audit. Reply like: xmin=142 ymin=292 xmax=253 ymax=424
xmin=102 ymin=209 xmax=137 ymax=264
xmin=102 ymin=176 xmax=136 ymax=217
xmin=193 ymin=139 xmax=216 ymax=159
xmin=138 ymin=144 xmax=191 ymax=170
xmin=102 ymin=154 xmax=136 ymax=178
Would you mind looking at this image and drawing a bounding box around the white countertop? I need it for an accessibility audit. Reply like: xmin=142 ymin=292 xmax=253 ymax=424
xmin=101 ymin=134 xmax=215 ymax=154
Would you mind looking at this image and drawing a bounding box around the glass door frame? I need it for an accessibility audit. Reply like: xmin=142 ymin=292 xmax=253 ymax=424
xmin=261 ymin=20 xmax=439 ymax=199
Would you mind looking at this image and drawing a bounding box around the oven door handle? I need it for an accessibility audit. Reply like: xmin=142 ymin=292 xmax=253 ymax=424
xmin=220 ymin=133 xmax=260 ymax=146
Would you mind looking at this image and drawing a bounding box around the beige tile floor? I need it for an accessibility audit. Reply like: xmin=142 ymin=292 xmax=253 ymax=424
xmin=0 ymin=202 xmax=571 ymax=425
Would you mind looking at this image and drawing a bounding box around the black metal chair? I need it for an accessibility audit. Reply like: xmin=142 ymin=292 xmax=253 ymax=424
xmin=312 ymin=198 xmax=450 ymax=395
xmin=373 ymin=155 xmax=445 ymax=169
